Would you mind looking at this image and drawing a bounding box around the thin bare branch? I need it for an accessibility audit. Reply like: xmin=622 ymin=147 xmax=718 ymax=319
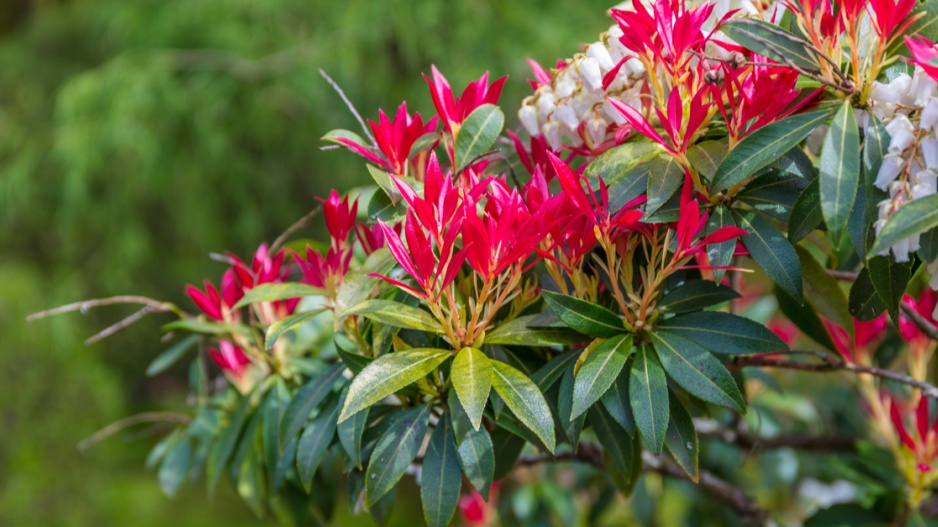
xmin=319 ymin=69 xmax=375 ymax=144
xmin=77 ymin=412 xmax=191 ymax=451
xmin=27 ymin=296 xmax=179 ymax=321
xmin=693 ymin=418 xmax=856 ymax=452
xmin=270 ymin=205 xmax=323 ymax=254
xmin=85 ymin=306 xmax=156 ymax=344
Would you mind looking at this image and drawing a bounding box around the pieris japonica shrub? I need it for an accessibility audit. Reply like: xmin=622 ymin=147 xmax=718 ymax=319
xmin=36 ymin=0 xmax=938 ymax=524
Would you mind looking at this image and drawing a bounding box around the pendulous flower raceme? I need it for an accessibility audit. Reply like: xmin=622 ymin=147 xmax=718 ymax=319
xmin=36 ymin=0 xmax=938 ymax=525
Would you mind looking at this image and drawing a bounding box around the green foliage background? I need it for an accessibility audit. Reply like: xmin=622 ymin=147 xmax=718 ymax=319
xmin=0 ymin=0 xmax=608 ymax=524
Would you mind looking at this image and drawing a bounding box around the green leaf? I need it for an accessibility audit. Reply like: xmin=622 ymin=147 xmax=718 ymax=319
xmin=849 ymin=267 xmax=889 ymax=321
xmin=447 ymin=389 xmax=474 ymax=446
xmin=454 ymin=104 xmax=504 ymax=171
xmin=867 ymin=255 xmax=913 ymax=324
xmin=557 ymin=363 xmax=587 ymax=446
xmin=796 ymin=246 xmax=852 ymax=335
xmin=365 ymin=404 xmax=431 ymax=506
xmin=711 ymin=110 xmax=831 ymax=191
xmin=344 ymin=299 xmax=444 ymax=333
xmin=280 ymin=363 xmax=345 ymax=448
xmin=776 ymin=287 xmax=838 ymax=351
xmin=706 ymin=205 xmax=736 ymax=283
xmin=659 ymin=280 xmax=741 ymax=313
xmin=340 ymin=348 xmax=450 ymax=422
xmin=848 ymin=167 xmax=872 ymax=260
xmin=645 ymin=154 xmax=685 ymax=215
xmin=265 ymin=308 xmax=326 ymax=351
xmin=146 ymin=335 xmax=199 ymax=376
xmin=686 ymin=140 xmax=727 ymax=181
xmin=864 ymin=115 xmax=890 ymax=178
xmin=585 ymin=142 xmax=661 ymax=212
xmin=600 ymin=372 xmax=636 ymax=436
xmin=322 ymin=128 xmax=367 ymax=147
xmin=232 ymin=282 xmax=324 ymax=310
xmin=490 ymin=361 xmax=556 ymax=453
xmin=336 ymin=346 xmax=372 ymax=375
xmin=542 ymin=291 xmax=624 ymax=338
xmin=296 ymin=395 xmax=339 ymax=491
xmin=531 ymin=349 xmax=579 ymax=390
xmin=337 ymin=386 xmax=368 ymax=469
xmin=334 ymin=248 xmax=396 ymax=322
xmin=162 ymin=318 xmax=251 ymax=337
xmin=664 ymin=395 xmax=699 ymax=481
xmin=262 ymin=380 xmax=290 ymax=488
xmin=720 ymin=18 xmax=820 ymax=70
xmin=819 ymin=101 xmax=860 ymax=244
xmin=159 ymin=435 xmax=191 ymax=497
xmin=870 ymin=194 xmax=938 ymax=256
xmin=735 ymin=211 xmax=803 ymax=301
xmin=207 ymin=392 xmax=252 ymax=494
xmin=737 ymin=173 xmax=807 ymax=222
xmin=588 ymin=405 xmax=640 ymax=496
xmin=788 ymin=178 xmax=823 ymax=242
xmin=421 ymin=416 xmax=462 ymax=527
xmin=650 ymin=332 xmax=746 ymax=413
xmin=656 ymin=311 xmax=789 ymax=355
xmin=491 ymin=428 xmax=526 ymax=480
xmin=484 ymin=315 xmax=585 ymax=347
xmin=571 ymin=334 xmax=633 ymax=419
xmin=457 ymin=426 xmax=496 ymax=500
xmin=451 ymin=347 xmax=493 ymax=431
xmin=630 ymin=344 xmax=669 ymax=453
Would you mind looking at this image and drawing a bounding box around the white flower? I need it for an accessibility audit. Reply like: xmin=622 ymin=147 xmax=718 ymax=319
xmin=910 ymin=70 xmax=938 ymax=107
xmin=870 ymin=80 xmax=902 ymax=104
xmin=554 ymin=102 xmax=579 ymax=131
xmin=885 ymin=115 xmax=915 ymax=154
xmin=913 ymin=170 xmax=938 ymax=199
xmin=922 ymin=134 xmax=938 ymax=168
xmin=579 ymin=57 xmax=603 ymax=92
xmin=518 ymin=104 xmax=540 ymax=136
xmin=922 ymin=99 xmax=938 ymax=131
xmin=875 ymin=155 xmax=906 ymax=190
xmin=543 ymin=119 xmax=564 ymax=150
xmin=586 ymin=42 xmax=615 ymax=70
xmin=586 ymin=114 xmax=608 ymax=148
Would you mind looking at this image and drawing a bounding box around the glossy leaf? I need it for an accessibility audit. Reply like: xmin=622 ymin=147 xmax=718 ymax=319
xmin=265 ymin=308 xmax=326 ymax=351
xmin=262 ymin=380 xmax=290 ymax=488
xmin=337 ymin=386 xmax=368 ymax=469
xmin=645 ymin=155 xmax=685 ymax=214
xmin=585 ymin=142 xmax=660 ymax=211
xmin=869 ymin=194 xmax=938 ymax=256
xmin=650 ymin=332 xmax=746 ymax=413
xmin=711 ymin=110 xmax=831 ymax=191
xmin=664 ymin=395 xmax=699 ymax=481
xmin=531 ymin=349 xmax=580 ymax=390
xmin=788 ymin=178 xmax=823 ymax=242
xmin=848 ymin=267 xmax=889 ymax=321
xmin=344 ymin=299 xmax=444 ymax=333
xmin=819 ymin=100 xmax=860 ymax=243
xmin=601 ymin=372 xmax=636 ymax=436
xmin=796 ymin=246 xmax=852 ymax=335
xmin=557 ymin=363 xmax=587 ymax=446
xmin=207 ymin=392 xmax=252 ymax=494
xmin=146 ymin=335 xmax=199 ymax=377
xmin=659 ymin=280 xmax=741 ymax=313
xmin=630 ymin=344 xmax=669 ymax=453
xmin=867 ymin=255 xmax=913 ymax=324
xmin=454 ymin=104 xmax=504 ymax=171
xmin=720 ymin=18 xmax=820 ymax=70
xmin=339 ymin=348 xmax=450 ymax=422
xmin=542 ymin=291 xmax=624 ymax=338
xmin=365 ymin=404 xmax=431 ymax=506
xmin=451 ymin=347 xmax=493 ymax=431
xmin=280 ymin=363 xmax=345 ymax=448
xmin=776 ymin=287 xmax=838 ymax=351
xmin=484 ymin=315 xmax=585 ymax=347
xmin=706 ymin=205 xmax=736 ymax=282
xmin=159 ymin=435 xmax=191 ymax=498
xmin=686 ymin=140 xmax=727 ymax=181
xmin=588 ymin=405 xmax=640 ymax=496
xmin=572 ymin=334 xmax=633 ymax=419
xmin=490 ymin=361 xmax=556 ymax=453
xmin=333 ymin=249 xmax=396 ymax=321
xmin=297 ymin=396 xmax=339 ymax=491
xmin=656 ymin=311 xmax=789 ymax=355
xmin=735 ymin=211 xmax=803 ymax=301
xmin=421 ymin=416 xmax=462 ymax=527
xmin=457 ymin=426 xmax=496 ymax=500
xmin=232 ymin=282 xmax=323 ymax=310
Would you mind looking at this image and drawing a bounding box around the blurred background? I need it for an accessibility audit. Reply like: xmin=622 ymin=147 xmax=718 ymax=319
xmin=0 ymin=1 xmax=610 ymax=525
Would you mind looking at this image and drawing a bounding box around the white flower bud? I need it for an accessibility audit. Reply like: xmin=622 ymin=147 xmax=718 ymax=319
xmin=911 ymin=69 xmax=938 ymax=107
xmin=536 ymin=92 xmax=556 ymax=122
xmin=554 ymin=102 xmax=579 ymax=131
xmin=922 ymin=100 xmax=938 ymax=131
xmin=519 ymin=104 xmax=540 ymax=136
xmin=586 ymin=42 xmax=615 ymax=70
xmin=579 ymin=57 xmax=603 ymax=92
xmin=893 ymin=237 xmax=912 ymax=262
xmin=586 ymin=114 xmax=608 ymax=147
xmin=555 ymin=71 xmax=577 ymax=98
xmin=870 ymin=81 xmax=901 ymax=104
xmin=886 ymin=115 xmax=915 ymax=154
xmin=543 ymin=119 xmax=564 ymax=150
xmin=603 ymin=99 xmax=628 ymax=125
xmin=624 ymin=57 xmax=645 ymax=77
xmin=855 ymin=109 xmax=870 ymax=131
xmin=892 ymin=74 xmax=914 ymax=106
xmin=922 ymin=134 xmax=938 ymax=168
xmin=913 ymin=170 xmax=937 ymax=199
xmin=875 ymin=155 xmax=905 ymax=190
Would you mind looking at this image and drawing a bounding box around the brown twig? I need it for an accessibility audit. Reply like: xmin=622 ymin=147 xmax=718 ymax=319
xmin=84 ymin=306 xmax=156 ymax=344
xmin=319 ymin=69 xmax=375 ymax=145
xmin=693 ymin=418 xmax=856 ymax=452
xmin=270 ymin=205 xmax=323 ymax=254
xmin=26 ymin=295 xmax=179 ymax=321
xmin=77 ymin=412 xmax=191 ymax=451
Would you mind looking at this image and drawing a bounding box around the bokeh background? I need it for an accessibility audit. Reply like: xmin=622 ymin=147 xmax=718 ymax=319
xmin=0 ymin=1 xmax=611 ymax=525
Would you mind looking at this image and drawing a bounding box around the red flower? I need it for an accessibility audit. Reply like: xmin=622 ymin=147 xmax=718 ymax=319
xmin=392 ymin=153 xmax=463 ymax=243
xmin=208 ymin=339 xmax=251 ymax=379
xmin=227 ymin=243 xmax=299 ymax=316
xmin=887 ymin=392 xmax=938 ymax=472
xmin=292 ymin=245 xmax=352 ymax=294
xmin=870 ymin=0 xmax=918 ymax=42
xmin=186 ymin=268 xmax=241 ymax=321
xmin=424 ymin=65 xmax=506 ymax=135
xmin=674 ymin=198 xmax=749 ymax=263
xmin=318 ymin=190 xmax=358 ymax=251
xmin=337 ymin=102 xmax=438 ymax=176
xmin=907 ymin=36 xmax=938 ymax=82
xmin=900 ymin=290 xmax=938 ymax=352
xmin=611 ymin=0 xmax=718 ymax=75
xmin=609 ymin=84 xmax=709 ymax=155
xmin=714 ymin=62 xmax=811 ymax=141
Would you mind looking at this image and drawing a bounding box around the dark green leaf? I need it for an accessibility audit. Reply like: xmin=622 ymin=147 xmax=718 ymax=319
xmin=788 ymin=178 xmax=823 ymax=242
xmin=455 ymin=104 xmax=504 ymax=171
xmin=365 ymin=404 xmax=431 ymax=506
xmin=572 ymin=334 xmax=633 ymax=419
xmin=848 ymin=168 xmax=871 ymax=260
xmin=921 ymin=227 xmax=938 ymax=261
xmin=711 ymin=110 xmax=831 ymax=191
xmin=584 ymin=142 xmax=661 ymax=212
xmin=650 ymin=332 xmax=746 ymax=413
xmin=262 ymin=380 xmax=289 ymax=488
xmin=720 ymin=18 xmax=820 ymax=70
xmin=336 ymin=347 xmax=372 ymax=375
xmin=207 ymin=392 xmax=252 ymax=495
xmin=531 ymin=349 xmax=579 ymax=390
xmin=849 ymin=267 xmax=889 ymax=321
xmin=232 ymin=282 xmax=323 ymax=310
xmin=867 ymin=255 xmax=913 ymax=324
xmin=645 ymin=155 xmax=685 ymax=215
xmin=776 ymin=287 xmax=838 ymax=351
xmin=796 ymin=245 xmax=852 ymax=335
xmin=664 ymin=395 xmax=699 ymax=481
xmin=557 ymin=363 xmax=587 ymax=446
xmin=451 ymin=347 xmax=493 ymax=431
xmin=491 ymin=428 xmax=526 ymax=480
xmin=297 ymin=395 xmax=339 ymax=491
xmin=600 ymin=372 xmax=635 ymax=436
xmin=339 ymin=348 xmax=450 ymax=422
xmin=707 ymin=205 xmax=736 ymax=283
xmin=484 ymin=314 xmax=585 ymax=347
xmin=490 ymin=361 xmax=556 ymax=453
xmin=457 ymin=426 xmax=496 ymax=500
xmin=870 ymin=194 xmax=938 ymax=256
xmin=686 ymin=140 xmax=727 ymax=181
xmin=864 ymin=114 xmax=890 ymax=178
xmin=735 ymin=211 xmax=803 ymax=301
xmin=656 ymin=311 xmax=789 ymax=355
xmin=265 ymin=308 xmax=326 ymax=351
xmin=542 ymin=291 xmax=624 ymax=338
xmin=344 ymin=299 xmax=444 ymax=333
xmin=588 ymin=405 xmax=640 ymax=496
xmin=159 ymin=435 xmax=191 ymax=497
xmin=146 ymin=335 xmax=199 ymax=377
xmin=281 ymin=363 xmax=345 ymax=448
xmin=819 ymin=101 xmax=860 ymax=244
xmin=738 ymin=173 xmax=807 ymax=222
xmin=421 ymin=416 xmax=462 ymax=527
xmin=630 ymin=344 xmax=669 ymax=453
xmin=338 ymin=385 xmax=367 ymax=469
xmin=659 ymin=280 xmax=741 ymax=313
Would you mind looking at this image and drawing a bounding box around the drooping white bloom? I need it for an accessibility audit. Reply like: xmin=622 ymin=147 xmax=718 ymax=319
xmin=921 ymin=134 xmax=938 ymax=168
xmin=885 ymin=115 xmax=915 ymax=154
xmin=518 ymin=104 xmax=539 ymax=136
xmin=579 ymin=57 xmax=603 ymax=92
xmin=586 ymin=42 xmax=614 ymax=70
xmin=875 ymin=155 xmax=905 ymax=190
xmin=921 ymin=100 xmax=938 ymax=131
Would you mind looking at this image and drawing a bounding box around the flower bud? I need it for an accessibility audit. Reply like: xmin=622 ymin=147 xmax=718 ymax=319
xmin=586 ymin=114 xmax=608 ymax=148
xmin=579 ymin=57 xmax=603 ymax=92
xmin=554 ymin=102 xmax=579 ymax=131
xmin=555 ymin=71 xmax=577 ymax=98
xmin=543 ymin=119 xmax=564 ymax=150
xmin=911 ymin=69 xmax=938 ymax=107
xmin=870 ymin=80 xmax=901 ymax=104
xmin=922 ymin=100 xmax=938 ymax=131
xmin=886 ymin=115 xmax=915 ymax=154
xmin=923 ymin=134 xmax=938 ymax=169
xmin=603 ymin=99 xmax=628 ymax=125
xmin=519 ymin=104 xmax=540 ymax=136
xmin=586 ymin=41 xmax=614 ymax=70
xmin=875 ymin=155 xmax=905 ymax=190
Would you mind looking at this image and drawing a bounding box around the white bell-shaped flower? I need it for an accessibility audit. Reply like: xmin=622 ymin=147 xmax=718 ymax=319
xmin=875 ymin=155 xmax=906 ymax=190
